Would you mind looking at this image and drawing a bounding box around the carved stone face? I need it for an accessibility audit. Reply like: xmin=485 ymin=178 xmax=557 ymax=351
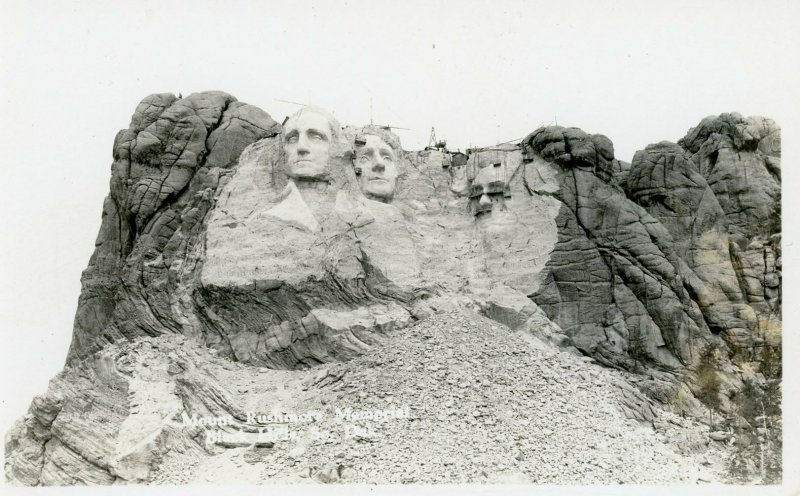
xmin=284 ymin=110 xmax=333 ymax=181
xmin=469 ymin=165 xmax=507 ymax=216
xmin=357 ymin=134 xmax=399 ymax=202
xmin=521 ymin=142 xmax=536 ymax=163
xmin=449 ymin=163 xmax=469 ymax=195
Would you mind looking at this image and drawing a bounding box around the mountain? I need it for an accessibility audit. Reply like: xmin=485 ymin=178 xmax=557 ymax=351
xmin=5 ymin=92 xmax=782 ymax=485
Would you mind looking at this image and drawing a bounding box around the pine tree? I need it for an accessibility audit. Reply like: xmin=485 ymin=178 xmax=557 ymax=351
xmin=696 ymin=345 xmax=722 ymax=426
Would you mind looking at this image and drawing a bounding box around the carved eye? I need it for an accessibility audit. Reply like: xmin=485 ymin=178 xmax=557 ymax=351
xmin=382 ymin=154 xmax=394 ymax=162
xmin=359 ymin=156 xmax=370 ymax=163
xmin=286 ymin=135 xmax=298 ymax=144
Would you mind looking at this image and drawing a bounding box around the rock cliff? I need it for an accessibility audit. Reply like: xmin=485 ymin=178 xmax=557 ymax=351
xmin=6 ymin=93 xmax=781 ymax=485
xmin=67 ymin=91 xmax=281 ymax=362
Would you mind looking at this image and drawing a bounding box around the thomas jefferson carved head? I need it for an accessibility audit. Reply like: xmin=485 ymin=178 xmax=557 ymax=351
xmin=283 ymin=106 xmax=339 ymax=181
xmin=449 ymin=162 xmax=469 ymax=195
xmin=354 ymin=127 xmax=401 ymax=202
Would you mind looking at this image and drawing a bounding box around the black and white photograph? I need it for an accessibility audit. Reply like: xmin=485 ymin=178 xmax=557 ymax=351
xmin=1 ymin=1 xmax=797 ymax=494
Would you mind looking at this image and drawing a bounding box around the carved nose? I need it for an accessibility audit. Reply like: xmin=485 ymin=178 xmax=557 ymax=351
xmin=296 ymin=135 xmax=310 ymax=153
xmin=479 ymin=194 xmax=492 ymax=207
xmin=372 ymin=161 xmax=385 ymax=173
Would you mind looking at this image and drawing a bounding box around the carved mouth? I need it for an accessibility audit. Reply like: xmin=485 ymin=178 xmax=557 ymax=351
xmin=471 ymin=201 xmax=494 ymax=215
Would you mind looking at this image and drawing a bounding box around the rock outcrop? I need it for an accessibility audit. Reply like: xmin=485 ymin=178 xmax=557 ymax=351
xmin=515 ymin=119 xmax=780 ymax=374
xmin=67 ymin=91 xmax=280 ymax=363
xmin=626 ymin=113 xmax=781 ymax=357
xmin=519 ymin=126 xmax=706 ymax=370
xmin=677 ymin=114 xmax=781 ymax=350
xmin=6 ymin=92 xmax=781 ymax=486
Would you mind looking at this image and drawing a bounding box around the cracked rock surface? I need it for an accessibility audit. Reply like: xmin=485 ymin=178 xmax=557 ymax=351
xmin=5 ymin=91 xmax=781 ymax=485
xmin=66 ymin=91 xmax=280 ymax=363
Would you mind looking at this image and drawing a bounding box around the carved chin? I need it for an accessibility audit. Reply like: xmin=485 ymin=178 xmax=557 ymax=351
xmin=365 ymin=180 xmax=395 ymax=200
xmin=450 ymin=179 xmax=469 ymax=195
xmin=288 ymin=161 xmax=328 ymax=180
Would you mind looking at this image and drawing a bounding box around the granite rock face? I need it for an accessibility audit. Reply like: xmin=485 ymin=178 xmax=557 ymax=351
xmin=197 ymin=122 xmax=422 ymax=368
xmin=520 ymin=126 xmax=704 ymax=370
xmin=515 ymin=119 xmax=780 ymax=372
xmin=58 ymin=94 xmax=782 ymax=384
xmin=627 ymin=142 xmax=753 ymax=349
xmin=6 ymin=92 xmax=781 ymax=486
xmin=6 ymin=336 xmax=241 ymax=485
xmin=60 ymin=94 xmax=781 ymax=378
xmin=677 ymin=114 xmax=781 ymax=349
xmin=625 ymin=113 xmax=781 ymax=356
xmin=67 ymin=91 xmax=280 ymax=363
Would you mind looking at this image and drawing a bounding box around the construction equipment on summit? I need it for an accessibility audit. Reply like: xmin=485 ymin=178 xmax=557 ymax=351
xmin=426 ymin=127 xmax=448 ymax=152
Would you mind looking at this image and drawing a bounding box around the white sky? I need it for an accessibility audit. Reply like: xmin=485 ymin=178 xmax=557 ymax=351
xmin=1 ymin=1 xmax=799 ymax=490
